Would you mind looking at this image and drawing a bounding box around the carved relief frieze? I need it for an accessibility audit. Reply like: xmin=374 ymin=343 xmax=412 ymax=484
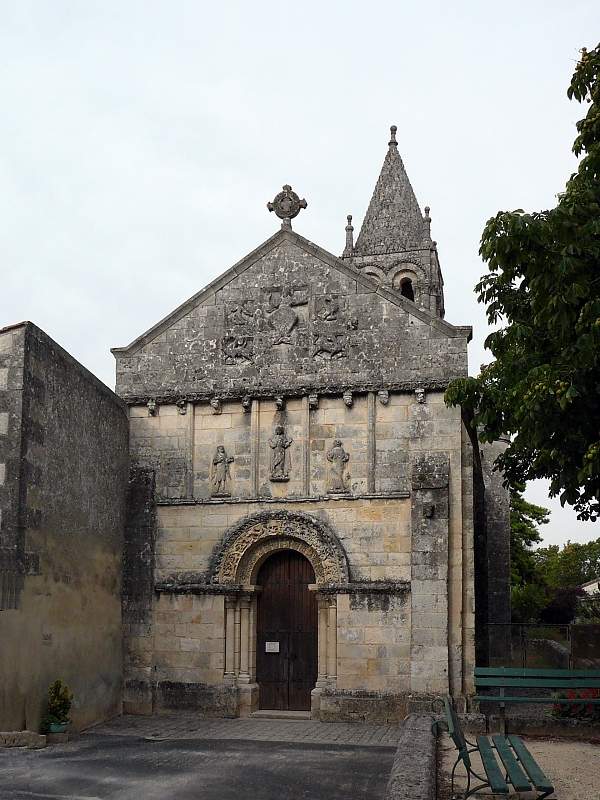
xmin=221 ymin=334 xmax=254 ymax=364
xmin=262 ymin=285 xmax=308 ymax=346
xmin=310 ymin=294 xmax=357 ymax=361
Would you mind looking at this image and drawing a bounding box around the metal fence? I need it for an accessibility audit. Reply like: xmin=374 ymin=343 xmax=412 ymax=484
xmin=484 ymin=623 xmax=600 ymax=669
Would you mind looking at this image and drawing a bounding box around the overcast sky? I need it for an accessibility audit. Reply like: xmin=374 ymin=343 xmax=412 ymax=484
xmin=2 ymin=2 xmax=598 ymax=546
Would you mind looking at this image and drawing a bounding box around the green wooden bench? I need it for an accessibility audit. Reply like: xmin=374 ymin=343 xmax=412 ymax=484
xmin=474 ymin=666 xmax=600 ymax=712
xmin=435 ymin=696 xmax=554 ymax=799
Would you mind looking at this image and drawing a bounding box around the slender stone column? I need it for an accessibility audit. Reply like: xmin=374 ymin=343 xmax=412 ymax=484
xmin=238 ymin=595 xmax=252 ymax=684
xmin=186 ymin=401 xmax=195 ymax=498
xmin=316 ymin=595 xmax=329 ymax=688
xmin=302 ymin=395 xmax=310 ymax=496
xmin=251 ymin=399 xmax=260 ymax=497
xmin=224 ymin=597 xmax=237 ymax=684
xmin=367 ymin=391 xmax=376 ymax=493
xmin=234 ymin=601 xmax=241 ymax=677
xmin=327 ymin=596 xmax=337 ymax=684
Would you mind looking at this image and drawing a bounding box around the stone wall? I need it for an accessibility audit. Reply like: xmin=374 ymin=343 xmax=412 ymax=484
xmin=0 ymin=323 xmax=129 ymax=732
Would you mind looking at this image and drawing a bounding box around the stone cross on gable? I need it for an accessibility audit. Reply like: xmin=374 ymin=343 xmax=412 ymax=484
xmin=267 ymin=185 xmax=307 ymax=230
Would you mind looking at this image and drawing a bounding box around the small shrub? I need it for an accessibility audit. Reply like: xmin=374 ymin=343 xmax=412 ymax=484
xmin=552 ymin=688 xmax=600 ymax=721
xmin=41 ymin=680 xmax=73 ymax=732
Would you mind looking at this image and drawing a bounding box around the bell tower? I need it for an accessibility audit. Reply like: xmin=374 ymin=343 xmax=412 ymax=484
xmin=342 ymin=125 xmax=445 ymax=318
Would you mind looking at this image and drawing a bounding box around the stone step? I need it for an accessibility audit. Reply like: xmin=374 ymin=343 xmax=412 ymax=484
xmin=250 ymin=710 xmax=311 ymax=721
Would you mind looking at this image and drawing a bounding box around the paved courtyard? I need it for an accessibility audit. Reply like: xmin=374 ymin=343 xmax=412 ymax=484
xmin=0 ymin=715 xmax=400 ymax=800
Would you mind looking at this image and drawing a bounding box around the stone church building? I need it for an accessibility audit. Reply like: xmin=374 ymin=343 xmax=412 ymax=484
xmin=0 ymin=127 xmax=509 ymax=731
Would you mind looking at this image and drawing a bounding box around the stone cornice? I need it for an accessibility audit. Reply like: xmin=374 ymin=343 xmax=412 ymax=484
xmin=155 ymin=492 xmax=410 ymax=507
xmin=118 ymin=380 xmax=457 ymax=406
xmin=154 ymin=578 xmax=411 ymax=596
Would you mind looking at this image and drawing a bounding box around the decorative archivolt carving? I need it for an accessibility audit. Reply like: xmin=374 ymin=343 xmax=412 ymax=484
xmin=238 ymin=538 xmax=324 ymax=585
xmin=209 ymin=509 xmax=350 ymax=586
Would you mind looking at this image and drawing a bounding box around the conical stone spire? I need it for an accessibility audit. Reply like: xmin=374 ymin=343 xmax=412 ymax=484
xmin=354 ymin=125 xmax=425 ymax=256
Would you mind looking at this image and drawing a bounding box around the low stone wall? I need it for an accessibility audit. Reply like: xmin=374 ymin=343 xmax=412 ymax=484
xmin=155 ymin=682 xmax=239 ymax=718
xmin=319 ymin=690 xmax=408 ymax=723
xmin=491 ymin=714 xmax=600 ymax=740
xmin=386 ymin=714 xmax=436 ymax=800
xmin=0 ymin=731 xmax=46 ymax=749
xmin=528 ymin=638 xmax=570 ymax=669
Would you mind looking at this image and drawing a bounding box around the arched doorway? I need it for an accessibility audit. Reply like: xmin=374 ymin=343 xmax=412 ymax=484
xmin=256 ymin=550 xmax=317 ymax=711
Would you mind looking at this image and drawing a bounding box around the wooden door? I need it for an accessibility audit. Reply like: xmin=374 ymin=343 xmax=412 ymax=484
xmin=256 ymin=550 xmax=317 ymax=711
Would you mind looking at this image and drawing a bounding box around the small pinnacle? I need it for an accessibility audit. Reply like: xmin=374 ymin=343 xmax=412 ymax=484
xmin=346 ymin=214 xmax=353 ymax=227
xmin=388 ymin=125 xmax=398 ymax=147
xmin=424 ymin=206 xmax=430 ymax=218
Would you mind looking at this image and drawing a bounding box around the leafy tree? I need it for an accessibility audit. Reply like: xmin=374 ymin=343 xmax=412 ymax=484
xmin=510 ymin=485 xmax=549 ymax=586
xmin=445 ymin=44 xmax=600 ymax=520
xmin=535 ymin=538 xmax=600 ymax=588
xmin=511 ymin=582 xmax=548 ymax=624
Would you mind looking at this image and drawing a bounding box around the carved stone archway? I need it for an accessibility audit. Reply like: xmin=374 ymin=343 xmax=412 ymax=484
xmin=209 ymin=509 xmax=349 ymax=587
xmin=210 ymin=510 xmax=347 ymax=716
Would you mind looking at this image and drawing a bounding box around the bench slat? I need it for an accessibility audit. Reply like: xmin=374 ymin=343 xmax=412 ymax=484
xmin=508 ymin=736 xmax=554 ymax=793
xmin=474 ymin=695 xmax=600 ymax=704
xmin=476 ymin=677 xmax=600 ymax=688
xmin=475 ymin=667 xmax=600 ymax=678
xmin=476 ymin=736 xmax=509 ymax=794
xmin=491 ymin=735 xmax=532 ymax=792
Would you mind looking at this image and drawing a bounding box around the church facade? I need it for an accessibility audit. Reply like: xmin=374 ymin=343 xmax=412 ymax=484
xmin=0 ymin=127 xmax=510 ymax=731
xmin=112 ymin=127 xmax=507 ymax=722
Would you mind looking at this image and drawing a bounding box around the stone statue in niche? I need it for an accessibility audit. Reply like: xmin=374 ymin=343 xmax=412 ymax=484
xmin=269 ymin=425 xmax=293 ymax=482
xmin=211 ymin=446 xmax=234 ymax=496
xmin=327 ymin=439 xmax=350 ymax=493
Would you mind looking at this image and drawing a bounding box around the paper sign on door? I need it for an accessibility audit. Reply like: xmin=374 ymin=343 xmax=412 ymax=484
xmin=265 ymin=641 xmax=280 ymax=653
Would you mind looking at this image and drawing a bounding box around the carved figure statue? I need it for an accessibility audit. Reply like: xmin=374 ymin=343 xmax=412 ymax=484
xmin=211 ymin=445 xmax=234 ymax=495
xmin=313 ymin=331 xmax=346 ymax=360
xmin=315 ymin=295 xmax=340 ymax=322
xmin=327 ymin=439 xmax=350 ymax=492
xmin=222 ymin=335 xmax=254 ymax=364
xmin=269 ymin=425 xmax=293 ymax=481
xmin=265 ymin=286 xmax=308 ymax=345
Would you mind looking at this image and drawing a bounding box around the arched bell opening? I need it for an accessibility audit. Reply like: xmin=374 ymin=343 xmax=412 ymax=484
xmin=399 ymin=277 xmax=415 ymax=302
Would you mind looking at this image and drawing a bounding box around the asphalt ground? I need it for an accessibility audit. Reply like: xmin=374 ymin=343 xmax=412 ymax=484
xmin=0 ymin=732 xmax=396 ymax=800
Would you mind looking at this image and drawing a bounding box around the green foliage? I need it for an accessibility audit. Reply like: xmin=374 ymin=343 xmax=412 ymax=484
xmin=510 ymin=485 xmax=549 ymax=586
xmin=511 ymin=582 xmax=548 ymax=623
xmin=510 ymin=536 xmax=600 ymax=623
xmin=41 ymin=679 xmax=73 ymax=732
xmin=576 ymin=591 xmax=600 ymax=622
xmin=445 ymin=43 xmax=600 ymax=520
xmin=535 ymin=539 xmax=600 ymax=588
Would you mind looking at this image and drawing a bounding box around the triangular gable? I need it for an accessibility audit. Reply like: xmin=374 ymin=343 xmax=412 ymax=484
xmin=112 ymin=229 xmax=470 ymax=356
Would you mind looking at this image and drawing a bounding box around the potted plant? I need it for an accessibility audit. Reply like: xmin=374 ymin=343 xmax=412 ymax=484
xmin=41 ymin=680 xmax=73 ymax=734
